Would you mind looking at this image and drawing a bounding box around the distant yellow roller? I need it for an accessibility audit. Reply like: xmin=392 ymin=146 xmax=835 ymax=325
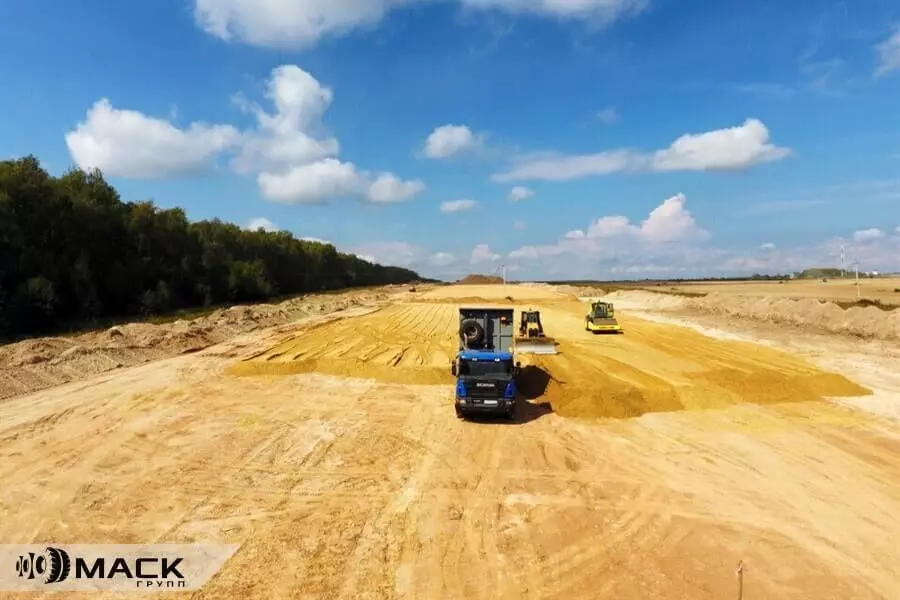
xmin=584 ymin=301 xmax=622 ymax=334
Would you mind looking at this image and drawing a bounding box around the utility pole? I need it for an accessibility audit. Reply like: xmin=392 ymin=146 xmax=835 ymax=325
xmin=840 ymin=243 xmax=845 ymax=279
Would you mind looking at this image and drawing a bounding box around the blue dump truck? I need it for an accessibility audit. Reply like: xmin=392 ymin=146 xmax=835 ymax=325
xmin=450 ymin=306 xmax=520 ymax=419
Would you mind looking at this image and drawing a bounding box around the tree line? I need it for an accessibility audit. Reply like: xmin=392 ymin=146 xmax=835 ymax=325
xmin=0 ymin=156 xmax=422 ymax=339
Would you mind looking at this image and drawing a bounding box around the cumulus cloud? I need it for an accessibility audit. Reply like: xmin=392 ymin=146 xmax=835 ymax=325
xmin=853 ymin=228 xmax=884 ymax=243
xmin=506 ymin=193 xmax=710 ymax=276
xmin=238 ymin=65 xmax=424 ymax=204
xmin=875 ymin=27 xmax=900 ymax=78
xmin=491 ymin=118 xmax=791 ymax=182
xmin=561 ymin=194 xmax=708 ymax=245
xmin=346 ymin=242 xmax=419 ymax=267
xmin=595 ymin=106 xmax=621 ymax=124
xmin=650 ymin=119 xmax=792 ymax=172
xmin=471 ymin=243 xmax=501 ymax=264
xmin=508 ymin=186 xmax=534 ymax=202
xmin=65 ymin=99 xmax=240 ymax=178
xmin=258 ymin=158 xmax=363 ymax=204
xmin=423 ymin=125 xmax=484 ymax=159
xmin=761 ymin=242 xmax=776 ymax=250
xmin=366 ymin=173 xmax=427 ymax=203
xmin=493 ymin=149 xmax=634 ymax=183
xmin=428 ymin=252 xmax=456 ymax=267
xmin=194 ymin=0 xmax=648 ymax=49
xmin=440 ymin=199 xmax=478 ymax=214
xmin=230 ymin=65 xmax=339 ymax=174
xmin=301 ymin=236 xmax=331 ymax=244
xmin=246 ymin=217 xmax=278 ymax=231
xmin=193 ymin=0 xmax=401 ymax=49
xmin=66 ymin=65 xmax=425 ymax=205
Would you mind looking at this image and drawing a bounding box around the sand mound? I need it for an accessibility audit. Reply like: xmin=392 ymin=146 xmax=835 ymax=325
xmin=229 ymin=302 xmax=457 ymax=385
xmin=600 ymin=290 xmax=900 ymax=342
xmin=0 ymin=288 xmax=392 ymax=401
xmin=688 ymin=292 xmax=900 ymax=341
xmin=457 ymin=274 xmax=503 ymax=284
xmin=233 ymin=300 xmax=870 ymax=423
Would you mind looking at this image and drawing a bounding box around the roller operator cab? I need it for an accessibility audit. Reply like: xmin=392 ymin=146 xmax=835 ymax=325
xmin=451 ymin=307 xmax=520 ymax=419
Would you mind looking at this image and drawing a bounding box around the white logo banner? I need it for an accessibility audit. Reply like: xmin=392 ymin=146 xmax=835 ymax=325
xmin=0 ymin=544 xmax=240 ymax=592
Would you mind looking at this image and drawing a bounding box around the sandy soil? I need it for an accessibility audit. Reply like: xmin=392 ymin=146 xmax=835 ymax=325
xmin=0 ymin=287 xmax=402 ymax=401
xmin=603 ymin=289 xmax=900 ymax=342
xmin=2 ymin=284 xmax=900 ymax=599
xmin=661 ymin=277 xmax=900 ymax=304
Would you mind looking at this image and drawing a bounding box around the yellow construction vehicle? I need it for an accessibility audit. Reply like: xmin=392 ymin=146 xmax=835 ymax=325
xmin=516 ymin=309 xmax=559 ymax=354
xmin=584 ymin=301 xmax=621 ymax=333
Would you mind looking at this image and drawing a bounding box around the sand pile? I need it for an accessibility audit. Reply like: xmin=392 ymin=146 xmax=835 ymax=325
xmin=522 ymin=336 xmax=869 ymax=421
xmin=601 ymin=290 xmax=688 ymax=311
xmin=688 ymin=293 xmax=900 ymax=341
xmin=0 ymin=288 xmax=391 ymax=401
xmin=554 ymin=285 xmax=607 ymax=298
xmin=601 ymin=289 xmax=900 ymax=341
xmin=230 ymin=302 xmax=456 ymax=385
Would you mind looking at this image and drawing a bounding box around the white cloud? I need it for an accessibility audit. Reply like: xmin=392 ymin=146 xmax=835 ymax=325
xmin=508 ymin=185 xmax=535 ymax=202
xmin=638 ymin=194 xmax=710 ymax=244
xmin=238 ymin=65 xmax=424 ymax=204
xmin=65 ymin=99 xmax=240 ymax=178
xmin=761 ymin=242 xmax=776 ymax=250
xmin=493 ymin=149 xmax=634 ymax=182
xmin=595 ymin=106 xmax=621 ymax=124
xmin=347 ymin=242 xmax=419 ymax=267
xmin=258 ymin=158 xmax=363 ymax=204
xmin=366 ymin=173 xmax=426 ymax=203
xmin=246 ymin=217 xmax=278 ymax=231
xmin=558 ymin=194 xmax=707 ymax=245
xmin=506 ymin=194 xmax=709 ymax=276
xmin=428 ymin=252 xmax=456 ymax=267
xmin=491 ymin=118 xmax=791 ymax=182
xmin=853 ymin=228 xmax=884 ymax=243
xmin=514 ymin=220 xmax=526 ymax=230
xmin=193 ymin=0 xmax=401 ymax=49
xmin=230 ymin=65 xmax=339 ymax=175
xmin=875 ymin=27 xmax=900 ymax=78
xmin=424 ymin=124 xmax=484 ymax=159
xmin=650 ymin=118 xmax=792 ymax=172
xmin=471 ymin=243 xmax=501 ymax=264
xmin=301 ymin=236 xmax=331 ymax=244
xmin=462 ymin=0 xmax=648 ymax=20
xmin=440 ymin=198 xmax=478 ymax=214
xmin=194 ymin=0 xmax=647 ymax=49
xmin=66 ymin=65 xmax=425 ymax=205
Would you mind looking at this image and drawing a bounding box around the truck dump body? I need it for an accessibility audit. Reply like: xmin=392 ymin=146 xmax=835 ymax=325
xmin=454 ymin=307 xmax=518 ymax=419
xmin=458 ymin=307 xmax=515 ymax=353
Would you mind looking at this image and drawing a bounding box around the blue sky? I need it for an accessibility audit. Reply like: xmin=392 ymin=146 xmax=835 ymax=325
xmin=1 ymin=0 xmax=899 ymax=280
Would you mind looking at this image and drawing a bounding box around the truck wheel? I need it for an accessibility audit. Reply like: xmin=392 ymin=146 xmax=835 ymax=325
xmin=455 ymin=406 xmax=465 ymax=419
xmin=459 ymin=319 xmax=485 ymax=345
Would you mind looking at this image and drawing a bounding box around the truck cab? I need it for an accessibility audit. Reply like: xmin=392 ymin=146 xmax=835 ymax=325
xmin=452 ymin=307 xmax=520 ymax=419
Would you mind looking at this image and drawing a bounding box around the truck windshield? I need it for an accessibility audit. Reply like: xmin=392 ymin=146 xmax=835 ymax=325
xmin=459 ymin=359 xmax=512 ymax=378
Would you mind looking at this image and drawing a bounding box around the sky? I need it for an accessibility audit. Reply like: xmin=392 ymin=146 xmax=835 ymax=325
xmin=1 ymin=0 xmax=899 ymax=281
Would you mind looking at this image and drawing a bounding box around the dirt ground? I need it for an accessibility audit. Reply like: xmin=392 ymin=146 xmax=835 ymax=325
xmin=2 ymin=284 xmax=900 ymax=599
xmin=661 ymin=277 xmax=900 ymax=304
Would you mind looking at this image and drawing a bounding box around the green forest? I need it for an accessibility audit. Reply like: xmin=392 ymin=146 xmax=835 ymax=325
xmin=0 ymin=156 xmax=422 ymax=339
